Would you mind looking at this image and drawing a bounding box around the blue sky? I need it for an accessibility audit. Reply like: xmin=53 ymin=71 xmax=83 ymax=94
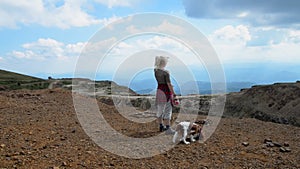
xmin=0 ymin=0 xmax=299 ymax=84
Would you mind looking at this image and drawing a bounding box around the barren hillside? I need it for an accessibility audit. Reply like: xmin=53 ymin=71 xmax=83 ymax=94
xmin=225 ymin=82 xmax=300 ymax=126
xmin=0 ymin=89 xmax=299 ymax=168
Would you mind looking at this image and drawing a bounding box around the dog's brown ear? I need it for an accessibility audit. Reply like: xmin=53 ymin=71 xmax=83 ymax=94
xmin=192 ymin=124 xmax=201 ymax=132
xmin=197 ymin=125 xmax=202 ymax=133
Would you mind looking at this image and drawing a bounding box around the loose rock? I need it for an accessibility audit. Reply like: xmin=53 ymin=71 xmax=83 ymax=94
xmin=279 ymin=147 xmax=291 ymax=153
xmin=264 ymin=138 xmax=272 ymax=143
xmin=284 ymin=147 xmax=291 ymax=152
xmin=273 ymin=142 xmax=282 ymax=147
xmin=279 ymin=147 xmax=286 ymax=152
xmin=242 ymin=142 xmax=249 ymax=146
xmin=266 ymin=142 xmax=275 ymax=147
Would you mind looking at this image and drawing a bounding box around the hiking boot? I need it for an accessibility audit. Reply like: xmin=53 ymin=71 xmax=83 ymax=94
xmin=165 ymin=128 xmax=175 ymax=135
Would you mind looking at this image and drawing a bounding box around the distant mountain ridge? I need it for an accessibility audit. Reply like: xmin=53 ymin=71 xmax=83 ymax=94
xmin=130 ymin=79 xmax=254 ymax=95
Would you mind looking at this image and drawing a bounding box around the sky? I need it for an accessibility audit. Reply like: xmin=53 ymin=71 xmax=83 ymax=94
xmin=0 ymin=0 xmax=300 ymax=85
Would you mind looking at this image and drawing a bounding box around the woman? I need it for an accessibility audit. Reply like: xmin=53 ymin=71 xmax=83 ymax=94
xmin=154 ymin=56 xmax=176 ymax=134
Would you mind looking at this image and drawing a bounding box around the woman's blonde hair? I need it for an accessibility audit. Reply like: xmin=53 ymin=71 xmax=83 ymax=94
xmin=154 ymin=56 xmax=168 ymax=69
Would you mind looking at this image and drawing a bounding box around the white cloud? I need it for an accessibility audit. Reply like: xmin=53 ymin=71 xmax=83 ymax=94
xmin=237 ymin=12 xmax=249 ymax=18
xmin=94 ymin=0 xmax=139 ymax=8
xmin=209 ymin=25 xmax=300 ymax=64
xmin=286 ymin=30 xmax=300 ymax=43
xmin=208 ymin=25 xmax=252 ymax=62
xmin=8 ymin=38 xmax=85 ymax=60
xmin=126 ymin=25 xmax=140 ymax=34
xmin=266 ymin=41 xmax=300 ymax=62
xmin=1 ymin=38 xmax=88 ymax=75
xmin=12 ymin=50 xmax=37 ymax=59
xmin=102 ymin=35 xmax=202 ymax=73
xmin=101 ymin=15 xmax=133 ymax=31
xmin=123 ymin=20 xmax=186 ymax=36
xmin=210 ymin=25 xmax=251 ymax=43
xmin=149 ymin=20 xmax=185 ymax=35
xmin=0 ymin=0 xmax=101 ymax=29
xmin=66 ymin=42 xmax=87 ymax=54
xmin=110 ymin=35 xmax=190 ymax=56
xmin=101 ymin=15 xmax=119 ymax=25
xmin=83 ymin=37 xmax=117 ymax=54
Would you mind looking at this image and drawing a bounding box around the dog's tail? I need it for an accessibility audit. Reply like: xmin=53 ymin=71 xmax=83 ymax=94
xmin=172 ymin=131 xmax=178 ymax=143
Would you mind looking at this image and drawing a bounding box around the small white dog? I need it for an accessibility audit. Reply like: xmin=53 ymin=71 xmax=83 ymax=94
xmin=172 ymin=121 xmax=203 ymax=144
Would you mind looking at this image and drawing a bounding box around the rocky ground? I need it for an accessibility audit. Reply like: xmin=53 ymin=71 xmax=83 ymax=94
xmin=0 ymin=89 xmax=299 ymax=169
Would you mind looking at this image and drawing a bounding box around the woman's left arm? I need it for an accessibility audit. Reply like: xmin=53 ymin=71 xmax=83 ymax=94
xmin=167 ymin=82 xmax=176 ymax=97
xmin=165 ymin=71 xmax=176 ymax=97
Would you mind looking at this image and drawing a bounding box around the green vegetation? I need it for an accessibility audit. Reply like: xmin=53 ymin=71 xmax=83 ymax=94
xmin=0 ymin=69 xmax=48 ymax=90
xmin=0 ymin=70 xmax=137 ymax=95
